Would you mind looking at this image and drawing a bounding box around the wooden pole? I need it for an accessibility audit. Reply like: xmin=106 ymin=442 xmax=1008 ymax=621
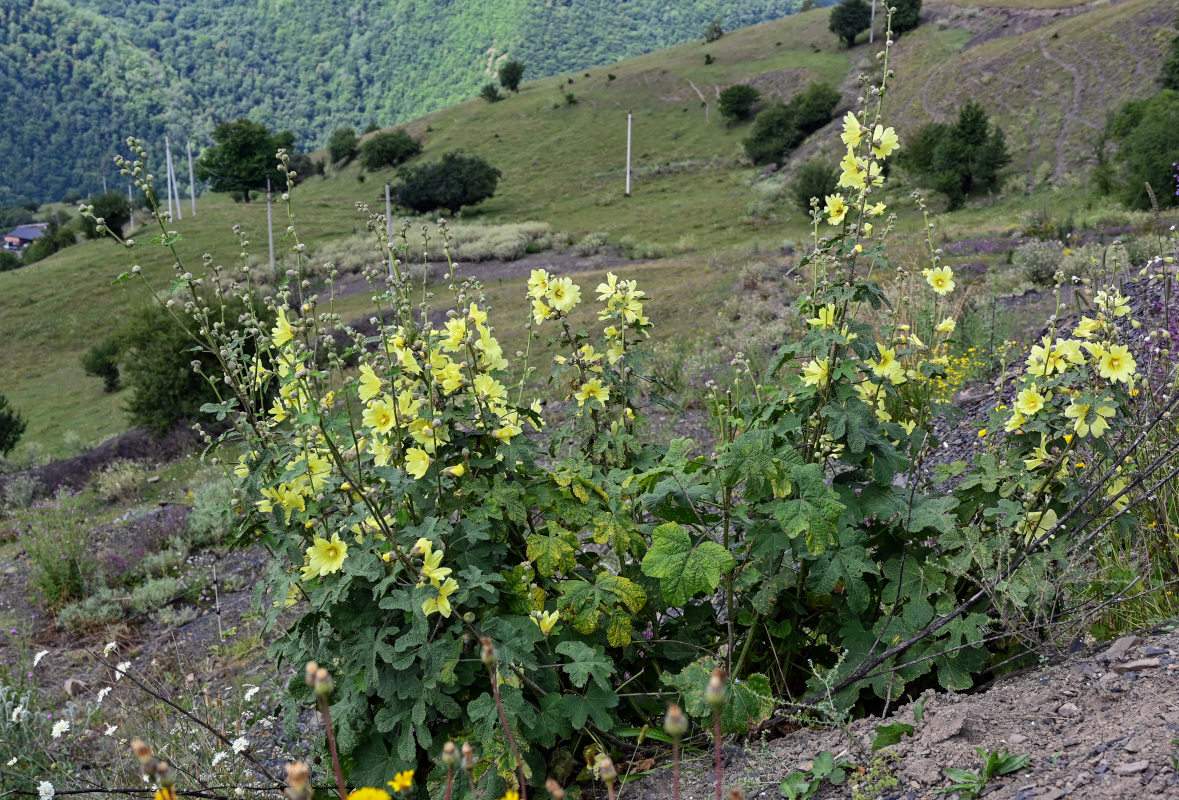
xmin=385 ymin=182 xmax=395 ymax=277
xmin=187 ymin=140 xmax=197 ymax=217
xmin=625 ymin=112 xmax=632 ymax=197
xmin=870 ymin=0 xmax=876 ymax=44
xmin=267 ymin=177 xmax=275 ymax=275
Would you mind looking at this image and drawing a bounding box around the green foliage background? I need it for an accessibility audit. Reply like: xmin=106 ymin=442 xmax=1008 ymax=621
xmin=0 ymin=0 xmax=822 ymax=206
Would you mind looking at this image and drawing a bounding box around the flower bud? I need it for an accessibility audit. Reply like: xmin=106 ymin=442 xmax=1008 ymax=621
xmin=545 ymin=779 xmax=566 ymax=800
xmin=461 ymin=741 xmax=478 ymax=772
xmin=304 ymin=661 xmax=319 ymax=686
xmin=441 ymin=741 xmax=460 ymax=768
xmin=706 ymin=668 xmax=727 ymax=707
xmin=131 ymin=738 xmax=153 ymax=764
xmin=313 ymin=667 xmax=334 ymax=697
xmin=595 ymin=754 xmax=617 ymax=784
xmin=480 ymin=637 xmax=498 ymax=666
xmin=664 ymin=703 xmax=688 ymax=738
xmin=156 ymin=761 xmax=175 ymax=787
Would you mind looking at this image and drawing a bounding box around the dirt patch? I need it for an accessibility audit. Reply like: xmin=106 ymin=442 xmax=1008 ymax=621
xmin=628 ymin=628 xmax=1179 ymax=800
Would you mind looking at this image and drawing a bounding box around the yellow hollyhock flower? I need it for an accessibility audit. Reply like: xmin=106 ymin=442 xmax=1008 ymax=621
xmin=532 ymin=609 xmax=560 ymax=635
xmin=362 ymin=397 xmax=398 ymax=434
xmin=1021 ymin=508 xmax=1058 ymax=545
xmin=422 ymin=577 xmax=459 ymax=618
xmin=924 ymin=266 xmax=955 ymax=295
xmin=532 ymin=298 xmax=554 ymax=325
xmin=840 ymin=111 xmax=863 ymax=147
xmin=808 ymin=304 xmax=837 ymax=329
xmin=1072 ymin=316 xmax=1102 ymax=339
xmin=474 ymin=373 xmax=508 ymax=402
xmin=527 ymin=268 xmax=550 ymax=299
xmin=801 ymin=358 xmax=830 ymax=387
xmin=574 ymin=378 xmax=610 ymax=407
xmin=271 ymin=307 xmax=294 ymax=346
xmin=405 ymin=447 xmax=431 ymax=479
xmin=870 ymin=125 xmax=899 ymax=160
xmin=1095 ymin=344 xmax=1136 ymax=383
xmin=547 ymin=277 xmax=581 ymax=313
xmin=368 ymin=436 xmax=393 ymax=467
xmin=388 ymin=770 xmax=415 ymax=792
xmin=420 ymin=549 xmax=452 ymax=584
xmin=935 ymin=317 xmax=956 ymax=334
xmin=358 ymin=364 xmax=383 ymax=402
xmin=306 ymin=534 xmax=348 ymax=576
xmin=350 ymin=790 xmax=390 ymax=800
xmin=823 ymin=193 xmax=849 ymax=225
xmin=1015 ymin=384 xmax=1047 ymax=417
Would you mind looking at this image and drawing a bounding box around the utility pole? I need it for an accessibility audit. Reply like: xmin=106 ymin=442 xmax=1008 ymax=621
xmin=625 ymin=112 xmax=632 ymax=197
xmin=267 ymin=177 xmax=275 ymax=274
xmin=870 ymin=0 xmax=876 ymax=44
xmin=127 ymin=183 xmax=135 ymax=232
xmin=187 ymin=140 xmax=197 ymax=217
xmin=385 ymin=182 xmax=395 ymax=278
xmin=164 ymin=135 xmax=174 ymax=220
xmin=168 ymin=138 xmax=182 ymax=220
xmin=102 ymin=173 xmax=108 ymax=194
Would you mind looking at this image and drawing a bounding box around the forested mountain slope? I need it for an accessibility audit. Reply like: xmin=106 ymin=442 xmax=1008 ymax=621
xmin=0 ymin=0 xmax=813 ymax=205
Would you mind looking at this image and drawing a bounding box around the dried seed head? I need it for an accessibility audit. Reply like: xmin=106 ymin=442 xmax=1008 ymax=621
xmin=441 ymin=741 xmax=460 ymax=767
xmin=156 ymin=761 xmax=175 ymax=787
xmin=285 ymin=762 xmax=310 ymax=790
xmin=131 ymin=738 xmax=153 ymax=764
xmin=480 ymin=637 xmax=498 ymax=666
xmin=545 ymin=779 xmax=566 ymax=800
xmin=461 ymin=741 xmax=478 ymax=772
xmin=313 ymin=667 xmax=334 ymax=697
xmin=595 ymin=754 xmax=617 ymax=784
xmin=304 ymin=661 xmax=319 ymax=686
xmin=706 ymin=668 xmax=728 ymax=707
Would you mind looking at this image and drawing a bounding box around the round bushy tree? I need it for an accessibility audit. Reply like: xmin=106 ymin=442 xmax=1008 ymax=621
xmin=1113 ymin=90 xmax=1179 ymax=209
xmin=792 ymin=159 xmax=841 ymax=211
xmin=84 ymin=191 xmax=131 ymax=239
xmin=195 ymin=119 xmax=289 ymax=202
xmin=719 ymin=85 xmax=761 ymax=123
xmin=395 ymin=153 xmax=501 ymax=216
xmin=829 ymin=0 xmax=871 ymax=48
xmin=744 ymin=104 xmax=800 ymax=166
xmin=328 ymin=127 xmax=359 ymax=165
xmin=498 ymin=60 xmax=526 ymax=93
xmin=359 ymin=131 xmax=422 ymax=171
xmin=891 ymin=0 xmax=922 ymax=34
xmin=480 ymin=83 xmax=502 ymax=103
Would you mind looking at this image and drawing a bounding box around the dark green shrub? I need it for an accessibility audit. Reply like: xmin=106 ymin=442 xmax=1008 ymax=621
xmin=61 ymin=189 xmax=82 ymax=204
xmin=745 ymin=103 xmax=799 ymax=165
xmin=396 ymin=153 xmax=501 ymax=215
xmin=480 ymin=83 xmax=502 ymax=103
xmin=905 ymin=102 xmax=1010 ymax=210
xmin=892 ymin=0 xmax=922 ymax=34
xmin=328 ymin=127 xmax=359 ymax=165
xmin=0 ymin=251 xmax=20 ymax=272
xmin=792 ymin=159 xmax=841 ymax=211
xmin=703 ymin=17 xmax=724 ymax=43
xmin=498 ymin=60 xmax=526 ymax=93
xmin=84 ymin=191 xmax=132 ymax=239
xmin=829 ymin=0 xmax=871 ymax=48
xmin=719 ymin=85 xmax=761 ymax=123
xmin=0 ymin=393 xmax=26 ymax=457
xmin=789 ymin=82 xmax=840 ymax=132
xmin=363 ymin=122 xmax=381 ymax=134
xmin=1161 ymin=22 xmax=1179 ymax=90
xmin=1105 ymin=90 xmax=1179 ymax=210
xmin=80 ymin=338 xmax=122 ymax=392
xmin=359 ymin=131 xmax=422 ymax=171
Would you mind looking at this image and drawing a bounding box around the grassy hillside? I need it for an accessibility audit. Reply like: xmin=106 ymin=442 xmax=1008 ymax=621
xmin=0 ymin=0 xmax=813 ymax=206
xmin=1 ymin=0 xmax=1169 ymax=458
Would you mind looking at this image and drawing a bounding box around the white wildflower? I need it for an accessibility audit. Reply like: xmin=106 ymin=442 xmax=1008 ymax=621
xmin=6 ymin=756 xmax=16 ymax=766
xmin=115 ymin=661 xmax=131 ymax=681
xmin=51 ymin=720 xmax=70 ymax=739
xmin=231 ymin=736 xmax=249 ymax=754
xmin=39 ymin=781 xmax=54 ymax=800
xmin=104 ymin=724 xmax=118 ymax=736
xmin=11 ymin=705 xmax=24 ymax=724
xmin=33 ymin=650 xmax=48 ymax=667
xmin=211 ymin=751 xmax=228 ymax=768
xmin=104 ymin=642 xmax=118 ymax=656
xmin=242 ymin=684 xmax=260 ymax=702
xmin=95 ymin=687 xmax=111 ymax=705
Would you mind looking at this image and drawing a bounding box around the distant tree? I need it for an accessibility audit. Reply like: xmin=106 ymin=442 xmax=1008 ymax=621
xmin=829 ymin=0 xmax=871 ymax=48
xmin=800 ymin=0 xmax=820 ymax=10
xmin=0 ymin=250 xmax=20 ymax=272
xmin=0 ymin=392 xmax=27 ymax=457
xmin=743 ymin=82 xmax=840 ymax=165
xmin=744 ymin=104 xmax=800 ymax=166
xmin=907 ymin=102 xmax=1010 ymax=210
xmin=80 ymin=337 xmax=121 ymax=392
xmin=891 ymin=0 xmax=923 ymax=33
xmin=363 ymin=122 xmax=381 ymax=134
xmin=395 ymin=152 xmax=501 ymax=216
xmin=195 ymin=119 xmax=288 ymax=202
xmin=328 ymin=127 xmax=359 ymax=164
xmin=286 ymin=151 xmax=316 ymax=184
xmin=359 ymin=130 xmax=422 ymax=171
xmin=703 ymin=17 xmax=724 ymax=43
xmin=718 ymin=85 xmax=761 ymax=123
xmin=788 ymin=82 xmax=841 ymax=131
xmin=84 ymin=191 xmax=131 ymax=239
xmin=1105 ymin=90 xmax=1179 ymax=210
xmin=792 ymin=159 xmax=841 ymax=211
xmin=61 ymin=189 xmax=82 ymax=204
xmin=498 ymin=60 xmax=526 ymax=93
xmin=1161 ymin=25 xmax=1179 ymax=90
xmin=0 ymin=205 xmax=34 ymax=230
xmin=480 ymin=83 xmax=502 ymax=103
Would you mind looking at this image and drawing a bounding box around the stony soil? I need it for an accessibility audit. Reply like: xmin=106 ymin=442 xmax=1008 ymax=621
xmin=629 ymin=630 xmax=1179 ymax=800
